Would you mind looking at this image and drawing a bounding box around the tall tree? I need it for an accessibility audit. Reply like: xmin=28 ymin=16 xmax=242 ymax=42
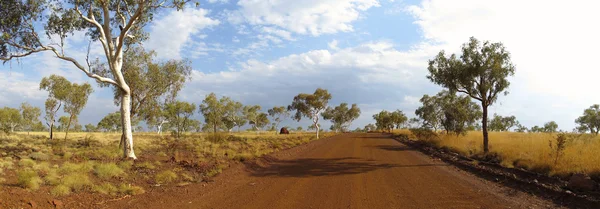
xmin=543 ymin=121 xmax=559 ymax=133
xmin=199 ymin=93 xmax=227 ymax=133
xmin=373 ymin=110 xmax=394 ymax=132
xmin=57 ymin=116 xmax=70 ymax=132
xmin=40 ymin=75 xmax=71 ymax=140
xmin=390 ymin=110 xmax=408 ymax=130
xmin=164 ymin=101 xmax=195 ymax=138
xmin=19 ymin=102 xmax=41 ymax=135
xmin=63 ymin=82 xmax=93 ymax=140
xmin=364 ymin=123 xmax=377 ymax=132
xmin=427 ymin=37 xmax=515 ymax=153
xmin=488 ymin=114 xmax=519 ymax=132
xmin=250 ymin=113 xmax=270 ymax=132
xmin=288 ymin=88 xmax=332 ymax=139
xmin=84 ymin=124 xmax=97 ymax=132
xmin=415 ymin=95 xmax=442 ymax=131
xmin=268 ymin=106 xmax=289 ymax=134
xmin=98 ymin=112 xmax=122 ymax=133
xmin=0 ymin=107 xmax=21 ymax=134
xmin=321 ymin=103 xmax=361 ymax=132
xmin=222 ymin=98 xmax=245 ymax=132
xmin=243 ymin=105 xmax=262 ymax=131
xmin=1 ymin=0 xmax=194 ymax=159
xmin=575 ymin=104 xmax=600 ymax=135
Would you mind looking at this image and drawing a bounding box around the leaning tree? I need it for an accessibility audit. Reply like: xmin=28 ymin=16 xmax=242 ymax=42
xmin=1 ymin=0 xmax=195 ymax=159
xmin=288 ymin=88 xmax=332 ymax=139
xmin=427 ymin=37 xmax=515 ymax=153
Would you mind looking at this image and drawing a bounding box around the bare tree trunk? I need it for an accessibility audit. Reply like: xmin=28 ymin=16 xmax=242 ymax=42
xmin=482 ymin=103 xmax=489 ymax=153
xmin=120 ymin=91 xmax=137 ymax=159
xmin=64 ymin=114 xmax=73 ymax=140
xmin=49 ymin=122 xmax=54 ymax=140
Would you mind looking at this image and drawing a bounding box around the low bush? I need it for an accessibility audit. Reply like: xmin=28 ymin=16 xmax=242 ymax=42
xmin=17 ymin=170 xmax=42 ymax=190
xmin=51 ymin=185 xmax=71 ymax=196
xmin=155 ymin=170 xmax=178 ymax=184
xmin=94 ymin=163 xmax=125 ymax=180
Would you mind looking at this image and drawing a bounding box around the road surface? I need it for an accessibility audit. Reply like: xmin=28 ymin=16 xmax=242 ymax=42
xmin=109 ymin=133 xmax=556 ymax=209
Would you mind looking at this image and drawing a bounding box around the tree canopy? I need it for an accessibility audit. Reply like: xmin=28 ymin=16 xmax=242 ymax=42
xmin=288 ymin=88 xmax=332 ymax=139
xmin=575 ymin=104 xmax=600 ymax=135
xmin=427 ymin=37 xmax=515 ymax=153
xmin=321 ymin=103 xmax=361 ymax=132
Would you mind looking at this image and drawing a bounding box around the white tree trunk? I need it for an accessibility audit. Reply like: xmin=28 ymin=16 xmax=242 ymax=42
xmin=313 ymin=115 xmax=320 ymax=139
xmin=120 ymin=92 xmax=137 ymax=159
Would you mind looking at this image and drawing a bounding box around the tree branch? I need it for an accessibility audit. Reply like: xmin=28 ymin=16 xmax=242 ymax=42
xmin=116 ymin=0 xmax=146 ymax=58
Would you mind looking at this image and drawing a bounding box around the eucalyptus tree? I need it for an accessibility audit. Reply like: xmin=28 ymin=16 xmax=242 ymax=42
xmin=1 ymin=0 xmax=196 ymax=159
xmin=288 ymin=88 xmax=332 ymax=139
xmin=575 ymin=104 xmax=600 ymax=135
xmin=415 ymin=91 xmax=481 ymax=135
xmin=63 ymin=83 xmax=93 ymax=140
xmin=199 ymin=93 xmax=227 ymax=133
xmin=427 ymin=37 xmax=515 ymax=153
xmin=250 ymin=113 xmax=270 ymax=132
xmin=84 ymin=124 xmax=97 ymax=132
xmin=57 ymin=116 xmax=70 ymax=132
xmin=243 ymin=105 xmax=262 ymax=131
xmin=543 ymin=121 xmax=559 ymax=133
xmin=164 ymin=101 xmax=195 ymax=138
xmin=373 ymin=110 xmax=394 ymax=132
xmin=40 ymin=75 xmax=71 ymax=139
xmin=98 ymin=112 xmax=122 ymax=133
xmin=390 ymin=110 xmax=408 ymax=130
xmin=268 ymin=106 xmax=289 ymax=134
xmin=321 ymin=103 xmax=361 ymax=132
xmin=0 ymin=107 xmax=21 ymax=134
xmin=488 ymin=114 xmax=519 ymax=132
xmin=222 ymin=98 xmax=245 ymax=132
xmin=19 ymin=102 xmax=41 ymax=135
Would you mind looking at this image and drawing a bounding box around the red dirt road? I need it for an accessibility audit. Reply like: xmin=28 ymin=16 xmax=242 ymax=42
xmin=108 ymin=133 xmax=558 ymax=209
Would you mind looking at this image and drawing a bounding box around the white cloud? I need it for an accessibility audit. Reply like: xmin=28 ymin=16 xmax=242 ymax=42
xmin=328 ymin=40 xmax=339 ymax=50
xmin=227 ymin=0 xmax=380 ymax=36
xmin=406 ymin=0 xmax=600 ymax=129
xmin=181 ymin=41 xmax=437 ymax=129
xmin=207 ymin=0 xmax=228 ymax=3
xmin=146 ymin=8 xmax=220 ymax=60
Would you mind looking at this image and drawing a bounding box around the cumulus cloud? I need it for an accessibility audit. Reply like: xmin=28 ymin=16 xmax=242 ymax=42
xmin=407 ymin=0 xmax=600 ymax=130
xmin=146 ymin=8 xmax=220 ymax=60
xmin=227 ymin=0 xmax=380 ymax=36
xmin=181 ymin=41 xmax=439 ymax=129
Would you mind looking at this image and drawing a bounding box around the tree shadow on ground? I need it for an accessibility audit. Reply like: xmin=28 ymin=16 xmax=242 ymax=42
xmin=249 ymin=157 xmax=447 ymax=178
xmin=370 ymin=145 xmax=413 ymax=152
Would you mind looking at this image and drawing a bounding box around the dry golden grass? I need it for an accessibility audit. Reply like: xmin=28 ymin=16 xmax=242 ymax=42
xmin=394 ymin=129 xmax=600 ymax=177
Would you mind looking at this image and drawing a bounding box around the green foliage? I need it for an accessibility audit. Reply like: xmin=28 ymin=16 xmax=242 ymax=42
xmin=93 ymin=183 xmax=119 ymax=196
xmin=288 ymin=88 xmax=332 ymax=138
xmin=373 ymin=110 xmax=394 ymax=132
xmin=97 ymin=112 xmax=122 ymax=132
xmin=51 ymin=185 xmax=71 ymax=196
xmin=118 ymin=184 xmax=146 ymax=195
xmin=18 ymin=158 xmax=36 ymax=167
xmin=29 ymin=152 xmax=50 ymax=161
xmin=155 ymin=170 xmax=178 ymax=184
xmin=0 ymin=107 xmax=21 ymax=134
xmin=19 ymin=102 xmax=41 ymax=134
xmin=575 ymin=104 xmax=600 ymax=134
xmin=489 ymin=114 xmax=519 ymax=132
xmin=543 ymin=121 xmax=559 ymax=133
xmin=427 ymin=37 xmax=515 ymax=153
xmin=17 ymin=170 xmax=42 ymax=190
xmin=62 ymin=173 xmax=93 ymax=191
xmin=200 ymin=93 xmax=229 ymax=133
xmin=222 ymin=98 xmax=246 ymax=132
xmin=363 ymin=124 xmax=376 ymax=132
xmin=322 ymin=103 xmax=361 ymax=132
xmin=268 ymin=106 xmax=290 ymax=133
xmin=164 ymin=101 xmax=196 ymax=137
xmin=94 ymin=163 xmax=125 ymax=180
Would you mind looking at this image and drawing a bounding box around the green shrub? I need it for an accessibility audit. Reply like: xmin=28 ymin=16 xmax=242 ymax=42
xmin=28 ymin=152 xmax=50 ymax=161
xmin=118 ymin=184 xmax=145 ymax=195
xmin=18 ymin=158 xmax=36 ymax=167
xmin=59 ymin=162 xmax=95 ymax=175
xmin=135 ymin=161 xmax=156 ymax=170
xmin=33 ymin=162 xmax=51 ymax=176
xmin=94 ymin=163 xmax=124 ymax=180
xmin=155 ymin=170 xmax=178 ymax=184
xmin=93 ymin=183 xmax=118 ymax=196
xmin=44 ymin=170 xmax=61 ymax=186
xmin=118 ymin=160 xmax=134 ymax=170
xmin=17 ymin=170 xmax=42 ymax=190
xmin=62 ymin=173 xmax=93 ymax=191
xmin=50 ymin=185 xmax=71 ymax=196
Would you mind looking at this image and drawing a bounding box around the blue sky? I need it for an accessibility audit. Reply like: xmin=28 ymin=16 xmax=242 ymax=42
xmin=1 ymin=0 xmax=600 ymax=132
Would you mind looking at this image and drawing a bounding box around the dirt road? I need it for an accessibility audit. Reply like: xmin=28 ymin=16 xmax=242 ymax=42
xmin=109 ymin=133 xmax=558 ymax=209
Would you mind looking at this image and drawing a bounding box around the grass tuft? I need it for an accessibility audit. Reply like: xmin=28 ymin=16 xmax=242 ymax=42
xmin=155 ymin=170 xmax=178 ymax=184
xmin=94 ymin=163 xmax=125 ymax=180
xmin=51 ymin=185 xmax=71 ymax=196
xmin=17 ymin=170 xmax=42 ymax=190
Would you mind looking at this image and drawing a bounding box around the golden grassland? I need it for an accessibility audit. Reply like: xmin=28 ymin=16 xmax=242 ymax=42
xmin=393 ymin=129 xmax=600 ymax=178
xmin=0 ymin=131 xmax=336 ymax=197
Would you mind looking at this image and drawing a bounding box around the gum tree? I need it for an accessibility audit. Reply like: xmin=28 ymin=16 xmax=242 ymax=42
xmin=321 ymin=103 xmax=361 ymax=132
xmin=40 ymin=75 xmax=71 ymax=140
xmin=288 ymin=88 xmax=332 ymax=139
xmin=427 ymin=37 xmax=515 ymax=153
xmin=19 ymin=102 xmax=42 ymax=135
xmin=1 ymin=0 xmax=193 ymax=159
xmin=268 ymin=106 xmax=289 ymax=134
